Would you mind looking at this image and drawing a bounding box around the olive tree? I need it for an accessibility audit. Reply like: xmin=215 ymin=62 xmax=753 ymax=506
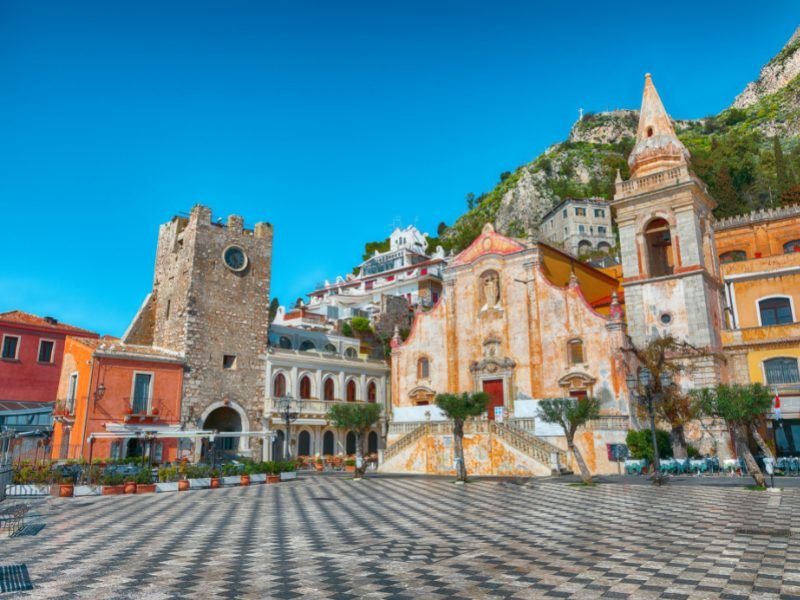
xmin=435 ymin=392 xmax=490 ymax=482
xmin=538 ymin=397 xmax=600 ymax=484
xmin=692 ymin=383 xmax=773 ymax=488
xmin=328 ymin=403 xmax=382 ymax=479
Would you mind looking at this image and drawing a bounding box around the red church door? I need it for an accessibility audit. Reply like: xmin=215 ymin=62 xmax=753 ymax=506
xmin=482 ymin=379 xmax=504 ymax=420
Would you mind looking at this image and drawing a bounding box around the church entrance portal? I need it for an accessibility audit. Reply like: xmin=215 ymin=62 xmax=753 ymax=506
xmin=482 ymin=379 xmax=504 ymax=420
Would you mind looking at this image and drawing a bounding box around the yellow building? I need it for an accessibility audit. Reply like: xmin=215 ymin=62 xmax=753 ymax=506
xmin=717 ymin=205 xmax=800 ymax=453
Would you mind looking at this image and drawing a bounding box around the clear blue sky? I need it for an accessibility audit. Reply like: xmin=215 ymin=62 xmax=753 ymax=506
xmin=1 ymin=1 xmax=798 ymax=335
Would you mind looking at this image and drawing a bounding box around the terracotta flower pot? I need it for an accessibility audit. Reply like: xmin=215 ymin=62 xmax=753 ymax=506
xmin=124 ymin=481 xmax=137 ymax=494
xmin=102 ymin=485 xmax=124 ymax=495
xmin=344 ymin=465 xmax=355 ymax=473
xmin=136 ymin=484 xmax=156 ymax=493
xmin=314 ymin=464 xmax=323 ymax=472
xmin=58 ymin=484 xmax=74 ymax=498
xmin=240 ymin=474 xmax=251 ymax=486
xmin=267 ymin=475 xmax=280 ymax=484
xmin=178 ymin=479 xmax=190 ymax=491
xmin=210 ymin=478 xmax=221 ymax=489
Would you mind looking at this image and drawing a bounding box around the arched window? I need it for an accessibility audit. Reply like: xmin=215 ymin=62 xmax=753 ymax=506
xmin=299 ymin=340 xmax=316 ymax=352
xmin=644 ymin=218 xmax=673 ymax=277
xmin=784 ymin=239 xmax=800 ymax=254
xmin=273 ymin=373 xmax=286 ymax=398
xmin=299 ymin=375 xmax=312 ymax=399
xmin=278 ymin=336 xmax=292 ymax=349
xmin=345 ymin=347 xmax=358 ymax=358
xmin=346 ymin=431 xmax=357 ymax=455
xmin=323 ymin=343 xmax=337 ymax=354
xmin=759 ymin=297 xmax=793 ymax=326
xmin=322 ymin=431 xmax=335 ymax=455
xmin=417 ymin=357 xmax=430 ymax=379
xmin=764 ymin=357 xmax=800 ymax=385
xmin=720 ymin=250 xmax=747 ymax=263
xmin=367 ymin=381 xmax=377 ymax=403
xmin=323 ymin=377 xmax=335 ymax=401
xmin=568 ymin=339 xmax=584 ymax=365
xmin=297 ymin=431 xmax=311 ymax=456
xmin=577 ymin=240 xmax=592 ymax=255
xmin=367 ymin=431 xmax=379 ymax=454
xmin=346 ymin=380 xmax=357 ymax=402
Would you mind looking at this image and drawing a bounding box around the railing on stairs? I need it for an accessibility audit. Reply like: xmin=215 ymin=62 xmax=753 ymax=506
xmin=383 ymin=423 xmax=427 ymax=463
xmin=491 ymin=421 xmax=567 ymax=470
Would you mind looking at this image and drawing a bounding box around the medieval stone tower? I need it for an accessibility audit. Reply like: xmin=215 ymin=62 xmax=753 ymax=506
xmin=612 ymin=74 xmax=725 ymax=385
xmin=126 ymin=204 xmax=273 ymax=455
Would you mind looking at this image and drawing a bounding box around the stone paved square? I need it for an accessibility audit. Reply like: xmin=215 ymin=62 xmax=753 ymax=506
xmin=3 ymin=476 xmax=800 ymax=598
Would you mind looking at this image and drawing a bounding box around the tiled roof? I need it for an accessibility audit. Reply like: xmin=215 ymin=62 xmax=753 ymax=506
xmin=93 ymin=340 xmax=184 ymax=362
xmin=0 ymin=310 xmax=99 ymax=337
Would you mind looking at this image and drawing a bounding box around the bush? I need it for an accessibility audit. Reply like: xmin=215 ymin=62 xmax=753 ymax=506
xmin=135 ymin=469 xmax=152 ymax=484
xmin=687 ymin=445 xmax=701 ymax=459
xmin=158 ymin=466 xmax=177 ymax=483
xmin=626 ymin=429 xmax=672 ymax=462
xmin=350 ymin=316 xmax=372 ymax=333
xmin=221 ymin=463 xmax=241 ymax=476
xmin=100 ymin=473 xmax=125 ymax=486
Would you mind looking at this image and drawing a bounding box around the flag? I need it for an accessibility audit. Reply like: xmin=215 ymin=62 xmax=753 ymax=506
xmin=774 ymin=389 xmax=782 ymax=421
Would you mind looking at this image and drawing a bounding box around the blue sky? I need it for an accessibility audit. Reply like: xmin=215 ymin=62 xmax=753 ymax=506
xmin=1 ymin=1 xmax=798 ymax=335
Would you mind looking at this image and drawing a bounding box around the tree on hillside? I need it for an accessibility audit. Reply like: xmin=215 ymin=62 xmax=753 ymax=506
xmin=435 ymin=392 xmax=490 ymax=483
xmin=437 ymin=221 xmax=448 ymax=236
xmin=538 ymin=397 xmax=600 ymax=484
xmin=781 ymin=184 xmax=800 ymax=206
xmin=714 ymin=166 xmax=742 ymax=217
xmin=328 ymin=403 xmax=382 ymax=480
xmin=269 ymin=298 xmax=280 ymax=324
xmin=692 ymin=384 xmax=773 ymax=488
xmin=774 ymin=137 xmax=791 ymax=193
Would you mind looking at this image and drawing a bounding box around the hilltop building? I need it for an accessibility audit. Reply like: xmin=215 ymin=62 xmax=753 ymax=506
xmin=304 ymin=225 xmax=448 ymax=325
xmin=539 ymin=197 xmax=616 ymax=257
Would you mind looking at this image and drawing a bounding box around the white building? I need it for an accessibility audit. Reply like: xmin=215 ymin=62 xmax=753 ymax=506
xmin=265 ymin=324 xmax=390 ymax=460
xmin=540 ymin=197 xmax=616 ymax=257
xmin=303 ymin=225 xmax=449 ymax=323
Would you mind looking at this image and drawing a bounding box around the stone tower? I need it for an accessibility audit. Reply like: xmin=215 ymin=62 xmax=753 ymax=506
xmin=126 ymin=204 xmax=273 ymax=455
xmin=612 ymin=74 xmax=725 ymax=385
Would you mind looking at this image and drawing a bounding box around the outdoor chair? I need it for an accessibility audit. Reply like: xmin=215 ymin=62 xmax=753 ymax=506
xmin=0 ymin=504 xmax=29 ymax=537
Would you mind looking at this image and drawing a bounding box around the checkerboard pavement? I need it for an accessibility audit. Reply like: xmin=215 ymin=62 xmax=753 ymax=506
xmin=2 ymin=476 xmax=800 ymax=598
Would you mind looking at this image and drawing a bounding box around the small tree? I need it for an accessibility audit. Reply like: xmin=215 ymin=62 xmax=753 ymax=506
xmin=538 ymin=397 xmax=600 ymax=484
xmin=327 ymin=403 xmax=382 ymax=479
xmin=435 ymin=392 xmax=489 ymax=482
xmin=692 ymin=383 xmax=773 ymax=488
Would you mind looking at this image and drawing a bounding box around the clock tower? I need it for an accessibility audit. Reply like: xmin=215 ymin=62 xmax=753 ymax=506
xmin=612 ymin=75 xmax=725 ymax=386
xmin=125 ymin=204 xmax=273 ymax=456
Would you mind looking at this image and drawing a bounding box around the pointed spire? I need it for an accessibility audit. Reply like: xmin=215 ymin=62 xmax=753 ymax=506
xmin=615 ymin=169 xmax=622 ymax=184
xmin=628 ymin=73 xmax=690 ymax=178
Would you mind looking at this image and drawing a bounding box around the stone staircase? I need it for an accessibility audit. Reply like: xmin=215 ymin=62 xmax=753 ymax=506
xmin=382 ymin=418 xmax=568 ymax=475
xmin=491 ymin=421 xmax=568 ymax=473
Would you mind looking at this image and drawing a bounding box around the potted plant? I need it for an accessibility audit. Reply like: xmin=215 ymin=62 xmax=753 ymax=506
xmin=266 ymin=461 xmax=280 ymax=484
xmin=240 ymin=464 xmax=251 ymax=486
xmin=210 ymin=469 xmax=221 ymax=489
xmin=249 ymin=462 xmax=267 ymax=484
xmin=177 ymin=461 xmax=190 ymax=491
xmin=101 ymin=473 xmax=125 ymax=495
xmin=135 ymin=469 xmax=156 ymax=493
xmin=58 ymin=475 xmax=75 ymax=498
xmin=156 ymin=466 xmax=179 ymax=492
xmin=314 ymin=457 xmax=324 ymax=472
xmin=186 ymin=464 xmax=211 ymax=489
xmin=151 ymin=407 xmax=160 ymax=416
xmin=221 ymin=463 xmax=241 ymax=486
xmin=344 ymin=458 xmax=356 ymax=473
xmin=123 ymin=478 xmax=137 ymax=494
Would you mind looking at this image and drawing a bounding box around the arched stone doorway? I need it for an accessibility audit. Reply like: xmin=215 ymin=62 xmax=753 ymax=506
xmin=298 ymin=430 xmax=311 ymax=456
xmin=203 ymin=406 xmax=242 ymax=459
xmin=272 ymin=430 xmax=285 ymax=461
xmin=367 ymin=431 xmax=378 ymax=454
xmin=322 ymin=430 xmax=335 ymax=455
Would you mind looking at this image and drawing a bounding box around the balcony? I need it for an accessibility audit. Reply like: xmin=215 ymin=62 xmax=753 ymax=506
xmin=722 ymin=322 xmax=800 ymax=348
xmin=53 ymin=399 xmax=76 ymax=422
xmin=268 ymin=398 xmax=384 ymax=419
xmin=121 ymin=398 xmax=173 ymax=423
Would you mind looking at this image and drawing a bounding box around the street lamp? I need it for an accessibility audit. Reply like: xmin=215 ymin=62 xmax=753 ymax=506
xmin=626 ymin=368 xmax=672 ymax=483
xmin=275 ymin=394 xmax=302 ymax=460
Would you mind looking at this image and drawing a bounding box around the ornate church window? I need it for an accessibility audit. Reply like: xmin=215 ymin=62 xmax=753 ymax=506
xmin=568 ymin=339 xmax=584 ymax=365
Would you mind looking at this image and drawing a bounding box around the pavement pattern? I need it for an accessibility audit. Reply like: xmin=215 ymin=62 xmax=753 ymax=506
xmin=2 ymin=475 xmax=800 ymax=599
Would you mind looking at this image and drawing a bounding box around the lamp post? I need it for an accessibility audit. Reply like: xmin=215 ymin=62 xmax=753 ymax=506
xmin=276 ymin=394 xmax=302 ymax=460
xmin=626 ymin=367 xmax=672 ymax=483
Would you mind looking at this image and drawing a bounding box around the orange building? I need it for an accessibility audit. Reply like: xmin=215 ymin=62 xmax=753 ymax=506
xmin=716 ymin=204 xmax=800 ymax=455
xmin=51 ymin=337 xmax=184 ymax=462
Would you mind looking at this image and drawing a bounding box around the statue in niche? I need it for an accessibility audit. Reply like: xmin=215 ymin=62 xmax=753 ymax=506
xmin=480 ymin=271 xmax=501 ymax=310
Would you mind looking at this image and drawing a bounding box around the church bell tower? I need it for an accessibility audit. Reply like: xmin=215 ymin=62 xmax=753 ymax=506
xmin=612 ymin=74 xmax=725 ymax=384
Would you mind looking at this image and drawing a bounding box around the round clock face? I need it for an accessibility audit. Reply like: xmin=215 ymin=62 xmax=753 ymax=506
xmin=223 ymin=245 xmax=248 ymax=272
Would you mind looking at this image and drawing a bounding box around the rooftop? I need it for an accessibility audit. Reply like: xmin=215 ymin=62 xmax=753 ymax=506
xmin=0 ymin=310 xmax=99 ymax=337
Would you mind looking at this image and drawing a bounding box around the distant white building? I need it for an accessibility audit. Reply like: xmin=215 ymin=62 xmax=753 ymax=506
xmin=303 ymin=225 xmax=448 ymax=323
xmin=540 ymin=197 xmax=616 ymax=257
